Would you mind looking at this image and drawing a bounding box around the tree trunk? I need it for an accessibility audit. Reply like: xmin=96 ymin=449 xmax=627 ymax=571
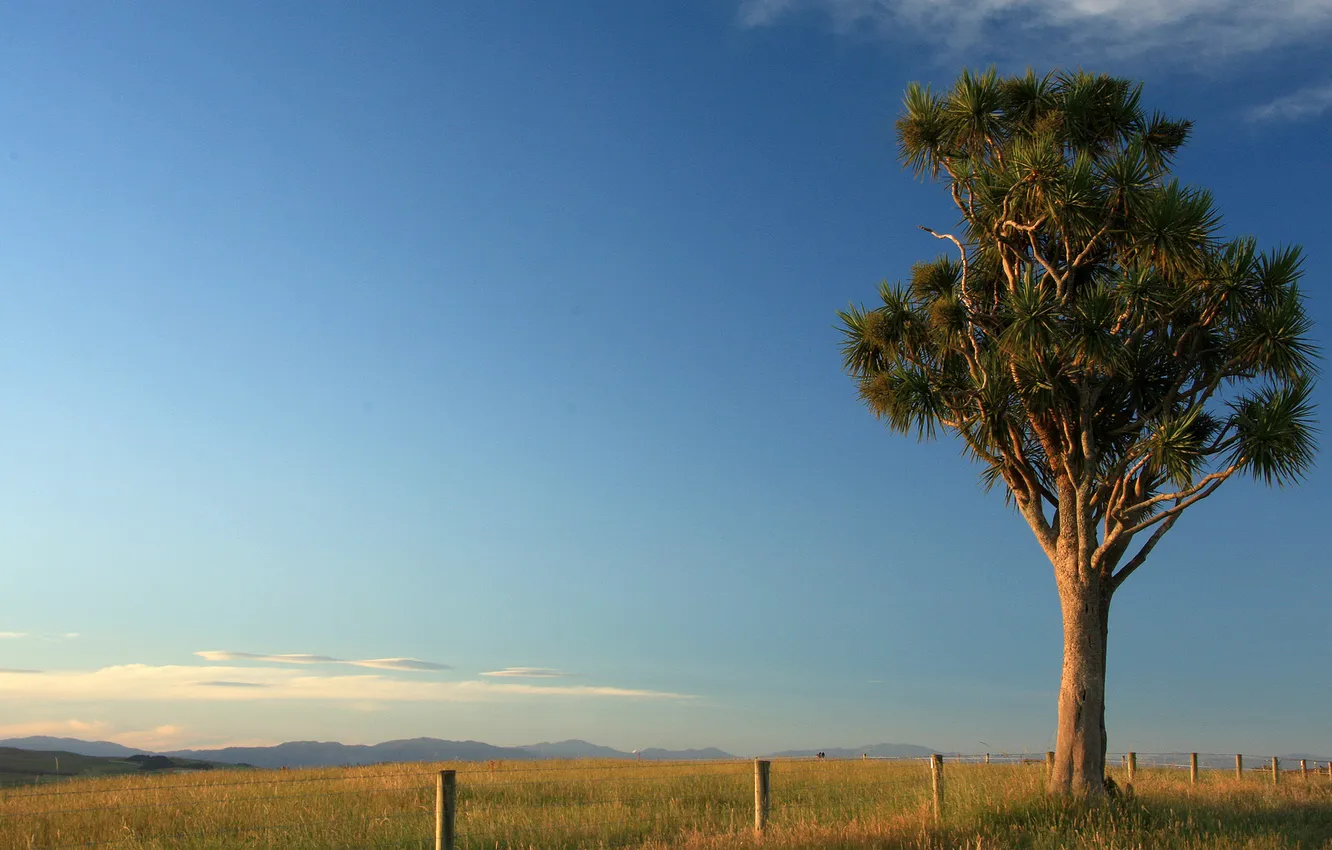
xmin=1050 ymin=570 xmax=1112 ymax=796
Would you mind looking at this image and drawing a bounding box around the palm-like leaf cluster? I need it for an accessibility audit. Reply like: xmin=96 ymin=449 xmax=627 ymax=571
xmin=842 ymin=69 xmax=1317 ymax=585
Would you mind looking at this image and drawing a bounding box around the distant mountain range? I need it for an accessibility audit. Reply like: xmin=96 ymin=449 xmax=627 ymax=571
xmin=0 ymin=736 xmax=742 ymax=769
xmin=0 ymin=736 xmax=916 ymax=769
xmin=0 ymin=737 xmax=146 ymax=758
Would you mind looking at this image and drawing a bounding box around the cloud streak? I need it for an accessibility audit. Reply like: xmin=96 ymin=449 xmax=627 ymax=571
xmin=480 ymin=667 xmax=575 ymax=678
xmin=737 ymin=0 xmax=1332 ymax=61
xmin=1247 ymin=82 xmax=1332 ymax=123
xmin=0 ymin=719 xmax=110 ymax=738
xmin=0 ymin=665 xmax=694 ymax=703
xmin=196 ymin=651 xmax=451 ymax=672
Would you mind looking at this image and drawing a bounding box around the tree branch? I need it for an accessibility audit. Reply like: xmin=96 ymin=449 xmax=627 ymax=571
xmin=919 ymin=225 xmax=988 ymax=375
xmin=1115 ymin=472 xmax=1232 ymax=539
xmin=1108 ymin=512 xmax=1178 ymax=591
xmin=1121 ymin=465 xmax=1237 ymax=517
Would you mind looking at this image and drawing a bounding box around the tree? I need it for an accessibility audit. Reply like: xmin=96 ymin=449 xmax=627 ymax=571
xmin=838 ymin=68 xmax=1317 ymax=796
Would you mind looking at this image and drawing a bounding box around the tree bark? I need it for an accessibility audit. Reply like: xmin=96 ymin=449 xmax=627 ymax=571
xmin=1050 ymin=568 xmax=1112 ymax=795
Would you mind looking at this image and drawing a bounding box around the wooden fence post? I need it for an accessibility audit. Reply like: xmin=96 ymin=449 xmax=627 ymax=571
xmin=1045 ymin=751 xmax=1054 ymax=775
xmin=1235 ymin=755 xmax=1243 ymax=780
xmin=753 ymin=759 xmax=770 ymax=835
xmin=984 ymin=753 xmax=990 ymax=764
xmin=930 ymin=754 xmax=944 ymax=823
xmin=1271 ymin=757 xmax=1279 ymax=785
xmin=1127 ymin=752 xmax=1136 ymax=785
xmin=1301 ymin=759 xmax=1307 ymax=779
xmin=1190 ymin=753 xmax=1198 ymax=785
xmin=435 ymin=770 xmax=456 ymax=850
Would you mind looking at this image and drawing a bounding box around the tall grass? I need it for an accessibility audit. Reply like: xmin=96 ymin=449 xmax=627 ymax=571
xmin=2 ymin=758 xmax=1330 ymax=849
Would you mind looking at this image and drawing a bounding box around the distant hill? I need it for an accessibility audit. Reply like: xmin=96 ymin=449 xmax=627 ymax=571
xmin=0 ymin=747 xmax=231 ymax=787
xmin=637 ymin=747 xmax=734 ymax=760
xmin=519 ymin=741 xmax=737 ymax=760
xmin=5 ymin=736 xmax=983 ymax=771
xmin=770 ymin=743 xmax=938 ymax=759
xmin=0 ymin=737 xmax=147 ymax=758
xmin=521 ymin=740 xmax=633 ymax=759
xmin=167 ymin=738 xmax=739 ymax=768
xmin=168 ymin=738 xmax=545 ymax=769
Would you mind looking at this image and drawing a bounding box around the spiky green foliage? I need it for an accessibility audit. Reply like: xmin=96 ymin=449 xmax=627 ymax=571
xmin=840 ymin=69 xmax=1318 ymax=588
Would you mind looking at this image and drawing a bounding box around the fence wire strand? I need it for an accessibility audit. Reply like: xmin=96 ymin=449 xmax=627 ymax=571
xmin=38 ymin=809 xmax=429 ymax=849
xmin=0 ymin=769 xmax=435 ymax=801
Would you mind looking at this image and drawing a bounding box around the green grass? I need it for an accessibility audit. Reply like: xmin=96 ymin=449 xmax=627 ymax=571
xmin=0 ymin=749 xmax=237 ymax=789
xmin=2 ymin=758 xmax=1330 ymax=849
xmin=0 ymin=748 xmax=149 ymax=788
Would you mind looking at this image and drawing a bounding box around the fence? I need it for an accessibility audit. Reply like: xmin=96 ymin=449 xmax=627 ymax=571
xmin=2 ymin=752 xmax=1329 ymax=849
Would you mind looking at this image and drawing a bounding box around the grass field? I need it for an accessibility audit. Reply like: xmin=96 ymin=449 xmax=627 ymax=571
xmin=0 ymin=748 xmax=241 ymax=790
xmin=2 ymin=757 xmax=1330 ymax=849
xmin=0 ymin=748 xmax=147 ymax=789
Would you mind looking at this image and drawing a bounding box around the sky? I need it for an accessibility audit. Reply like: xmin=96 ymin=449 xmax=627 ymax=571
xmin=1 ymin=1 xmax=1330 ymax=758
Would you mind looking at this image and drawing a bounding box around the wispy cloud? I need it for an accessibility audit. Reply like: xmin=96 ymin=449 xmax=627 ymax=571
xmin=196 ymin=651 xmax=341 ymax=664
xmin=0 ymin=719 xmax=111 ymax=738
xmin=114 ymin=725 xmax=188 ymax=751
xmin=0 ymin=631 xmax=79 ymax=640
xmin=736 ymin=0 xmax=1332 ymax=61
xmin=351 ymin=658 xmax=451 ymax=672
xmin=0 ymin=665 xmax=695 ymax=703
xmin=196 ymin=651 xmax=450 ymax=672
xmin=0 ymin=632 xmax=27 ymax=639
xmin=480 ymin=667 xmax=575 ymax=678
xmin=1247 ymin=81 xmax=1332 ymax=122
xmin=0 ymin=668 xmax=43 ymax=674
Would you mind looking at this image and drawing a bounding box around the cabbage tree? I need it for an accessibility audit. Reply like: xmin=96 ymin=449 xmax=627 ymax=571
xmin=839 ymin=69 xmax=1317 ymax=795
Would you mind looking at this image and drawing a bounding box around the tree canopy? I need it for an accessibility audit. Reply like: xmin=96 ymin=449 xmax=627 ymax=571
xmin=839 ymin=68 xmax=1317 ymax=590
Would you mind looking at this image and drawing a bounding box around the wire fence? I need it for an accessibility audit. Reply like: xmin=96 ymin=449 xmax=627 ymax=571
xmin=2 ymin=752 xmax=1329 ymax=849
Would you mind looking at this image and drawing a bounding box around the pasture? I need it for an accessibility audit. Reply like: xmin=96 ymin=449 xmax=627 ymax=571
xmin=3 ymin=756 xmax=1330 ymax=849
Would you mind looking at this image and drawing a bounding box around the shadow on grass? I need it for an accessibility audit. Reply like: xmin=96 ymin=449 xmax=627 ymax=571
xmin=961 ymin=785 xmax=1332 ymax=849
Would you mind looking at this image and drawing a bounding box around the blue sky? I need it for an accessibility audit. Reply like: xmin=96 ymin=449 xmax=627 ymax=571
xmin=1 ymin=0 xmax=1330 ymax=756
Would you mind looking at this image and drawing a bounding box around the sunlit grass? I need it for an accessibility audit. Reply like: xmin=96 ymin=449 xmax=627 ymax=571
xmin=2 ymin=758 xmax=1330 ymax=848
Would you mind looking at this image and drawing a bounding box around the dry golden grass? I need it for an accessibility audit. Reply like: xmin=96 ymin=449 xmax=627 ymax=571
xmin=2 ymin=758 xmax=1330 ymax=849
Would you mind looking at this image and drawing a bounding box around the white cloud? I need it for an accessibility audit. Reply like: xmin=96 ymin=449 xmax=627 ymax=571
xmin=196 ymin=651 xmax=341 ymax=664
xmin=1247 ymin=82 xmax=1332 ymax=122
xmin=480 ymin=667 xmax=575 ymax=678
xmin=0 ymin=665 xmax=694 ymax=703
xmin=0 ymin=632 xmax=27 ymax=639
xmin=736 ymin=0 xmax=1332 ymax=60
xmin=0 ymin=668 xmax=42 ymax=674
xmin=195 ymin=650 xmax=450 ymax=672
xmin=351 ymin=658 xmax=451 ymax=672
